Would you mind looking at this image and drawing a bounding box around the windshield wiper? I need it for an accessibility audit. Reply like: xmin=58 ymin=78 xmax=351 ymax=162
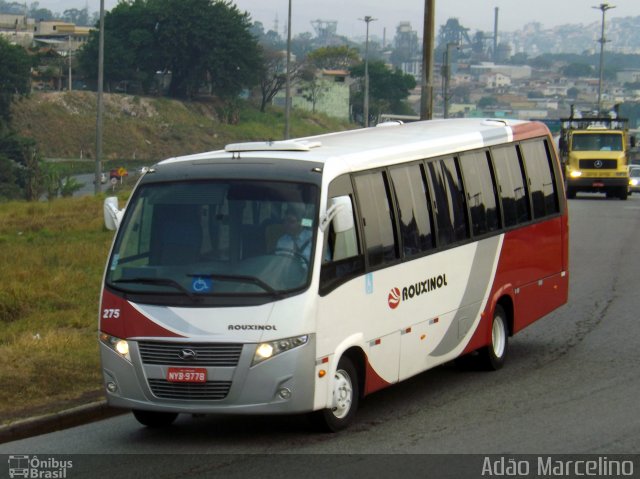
xmin=113 ymin=277 xmax=195 ymax=298
xmin=188 ymin=273 xmax=282 ymax=298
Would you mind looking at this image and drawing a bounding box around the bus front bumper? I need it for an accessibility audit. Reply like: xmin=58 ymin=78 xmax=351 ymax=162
xmin=566 ymin=176 xmax=628 ymax=190
xmin=100 ymin=335 xmax=317 ymax=415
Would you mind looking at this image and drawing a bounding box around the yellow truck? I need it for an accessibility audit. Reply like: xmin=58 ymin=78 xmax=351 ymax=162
xmin=560 ymin=115 xmax=635 ymax=200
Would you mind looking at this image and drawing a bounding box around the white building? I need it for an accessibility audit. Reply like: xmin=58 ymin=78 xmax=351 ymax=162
xmin=480 ymin=72 xmax=512 ymax=89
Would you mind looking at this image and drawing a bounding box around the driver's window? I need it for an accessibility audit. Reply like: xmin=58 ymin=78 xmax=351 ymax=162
xmin=320 ymin=175 xmax=364 ymax=296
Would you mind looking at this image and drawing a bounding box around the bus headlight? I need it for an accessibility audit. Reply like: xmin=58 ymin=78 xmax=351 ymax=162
xmin=569 ymin=170 xmax=582 ymax=178
xmin=630 ymin=179 xmax=638 ymax=186
xmin=100 ymin=333 xmax=131 ymax=362
xmin=252 ymin=335 xmax=308 ymax=366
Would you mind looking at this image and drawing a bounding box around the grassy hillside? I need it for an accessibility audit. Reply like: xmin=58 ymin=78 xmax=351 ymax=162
xmin=10 ymin=91 xmax=353 ymax=161
xmin=0 ymin=195 xmax=114 ymax=423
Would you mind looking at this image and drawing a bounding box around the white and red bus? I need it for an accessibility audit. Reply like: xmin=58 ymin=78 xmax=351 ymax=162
xmin=99 ymin=118 xmax=568 ymax=431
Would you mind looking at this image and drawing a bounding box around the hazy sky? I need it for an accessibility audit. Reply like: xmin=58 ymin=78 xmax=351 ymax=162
xmin=38 ymin=0 xmax=638 ymax=38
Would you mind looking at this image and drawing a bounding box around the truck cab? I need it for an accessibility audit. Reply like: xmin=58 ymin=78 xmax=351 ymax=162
xmin=560 ymin=116 xmax=634 ymax=200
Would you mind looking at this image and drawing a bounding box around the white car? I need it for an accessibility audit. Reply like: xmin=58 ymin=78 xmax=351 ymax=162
xmin=629 ymin=166 xmax=640 ymax=194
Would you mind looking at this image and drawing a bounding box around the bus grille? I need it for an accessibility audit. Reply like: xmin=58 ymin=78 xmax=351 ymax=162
xmin=579 ymin=159 xmax=618 ymax=170
xmin=138 ymin=342 xmax=243 ymax=367
xmin=148 ymin=379 xmax=232 ymax=400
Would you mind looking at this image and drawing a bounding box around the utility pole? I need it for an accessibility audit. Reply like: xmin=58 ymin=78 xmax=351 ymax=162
xmin=593 ymin=3 xmax=614 ymax=116
xmin=361 ymin=16 xmax=376 ymax=127
xmin=95 ymin=0 xmax=104 ymax=194
xmin=68 ymin=35 xmax=72 ymax=91
xmin=420 ymin=0 xmax=435 ymax=120
xmin=284 ymin=0 xmax=292 ymax=139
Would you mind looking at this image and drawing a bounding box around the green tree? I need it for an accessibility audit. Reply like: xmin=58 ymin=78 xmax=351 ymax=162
xmin=78 ymin=0 xmax=262 ymax=100
xmin=62 ymin=8 xmax=90 ymax=26
xmin=0 ymin=36 xmax=31 ymax=125
xmin=561 ymin=63 xmax=594 ymax=78
xmin=0 ymin=132 xmax=44 ymax=201
xmin=306 ymin=46 xmax=360 ymax=70
xmin=0 ymin=154 xmax=21 ymax=201
xmin=257 ymin=47 xmax=286 ymax=113
xmin=299 ymin=67 xmax=328 ymax=114
xmin=350 ymin=61 xmax=417 ymax=122
xmin=0 ymin=37 xmax=36 ymax=201
xmin=477 ymin=96 xmax=498 ymax=108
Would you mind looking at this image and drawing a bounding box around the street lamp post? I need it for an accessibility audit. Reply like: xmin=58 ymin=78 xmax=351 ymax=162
xmin=95 ymin=0 xmax=105 ymax=194
xmin=593 ymin=3 xmax=615 ymax=115
xmin=67 ymin=35 xmax=72 ymax=91
xmin=361 ymin=16 xmax=376 ymax=127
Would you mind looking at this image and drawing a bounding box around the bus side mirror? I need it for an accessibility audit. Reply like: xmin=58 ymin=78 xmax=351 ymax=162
xmin=104 ymin=197 xmax=123 ymax=231
xmin=631 ymin=136 xmax=637 ymax=148
xmin=319 ymin=195 xmax=354 ymax=233
xmin=331 ymin=196 xmax=355 ymax=233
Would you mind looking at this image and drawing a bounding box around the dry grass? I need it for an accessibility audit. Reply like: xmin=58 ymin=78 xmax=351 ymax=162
xmin=11 ymin=92 xmax=353 ymax=162
xmin=0 ymin=196 xmax=116 ymax=424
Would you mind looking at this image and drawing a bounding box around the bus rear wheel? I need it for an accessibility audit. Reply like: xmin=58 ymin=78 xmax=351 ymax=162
xmin=478 ymin=305 xmax=509 ymax=371
xmin=310 ymin=356 xmax=359 ymax=432
xmin=132 ymin=409 xmax=178 ymax=427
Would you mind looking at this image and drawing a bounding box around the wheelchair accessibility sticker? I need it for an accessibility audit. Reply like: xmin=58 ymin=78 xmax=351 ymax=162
xmin=191 ymin=276 xmax=212 ymax=293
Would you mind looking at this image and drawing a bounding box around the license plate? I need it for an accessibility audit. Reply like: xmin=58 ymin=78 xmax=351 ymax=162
xmin=592 ymin=182 xmax=605 ymax=187
xmin=167 ymin=367 xmax=207 ymax=383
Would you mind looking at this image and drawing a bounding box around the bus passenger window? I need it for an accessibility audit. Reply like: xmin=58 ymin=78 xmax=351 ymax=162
xmin=353 ymin=172 xmax=399 ymax=268
xmin=425 ymin=158 xmax=469 ymax=247
xmin=521 ymin=139 xmax=559 ymax=219
xmin=491 ymin=145 xmax=531 ymax=227
xmin=459 ymin=150 xmax=500 ymax=236
xmin=389 ymin=164 xmax=434 ymax=257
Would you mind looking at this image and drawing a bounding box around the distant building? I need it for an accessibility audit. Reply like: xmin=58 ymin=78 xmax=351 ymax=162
xmin=480 ymin=72 xmax=511 ymax=89
xmin=33 ymin=21 xmax=93 ymax=54
xmin=0 ymin=13 xmax=34 ymax=31
xmin=0 ymin=13 xmax=35 ymax=47
xmin=471 ymin=63 xmax=532 ymax=80
xmin=274 ymin=69 xmax=352 ymax=120
xmin=617 ymin=70 xmax=640 ymax=84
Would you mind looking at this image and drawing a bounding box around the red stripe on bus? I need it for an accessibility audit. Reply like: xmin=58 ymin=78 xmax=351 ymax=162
xmin=511 ymin=121 xmax=551 ymax=142
xmin=364 ymin=355 xmax=392 ymax=396
xmin=100 ymin=288 xmax=184 ymax=339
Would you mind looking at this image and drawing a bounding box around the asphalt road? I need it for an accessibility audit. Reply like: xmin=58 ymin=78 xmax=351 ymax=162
xmin=73 ymin=174 xmax=119 ymax=197
xmin=2 ymin=193 xmax=639 ymax=476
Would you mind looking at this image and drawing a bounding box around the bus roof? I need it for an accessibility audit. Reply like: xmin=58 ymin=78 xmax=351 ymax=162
xmin=158 ymin=118 xmax=549 ymax=177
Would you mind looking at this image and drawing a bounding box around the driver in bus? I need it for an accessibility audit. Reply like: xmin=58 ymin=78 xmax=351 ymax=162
xmin=275 ymin=206 xmax=312 ymax=262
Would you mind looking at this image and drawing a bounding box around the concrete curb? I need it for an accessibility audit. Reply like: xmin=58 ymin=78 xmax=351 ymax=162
xmin=0 ymin=401 xmax=125 ymax=445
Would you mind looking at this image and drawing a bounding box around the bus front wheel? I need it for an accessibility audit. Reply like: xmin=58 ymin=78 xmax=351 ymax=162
xmin=132 ymin=409 xmax=178 ymax=427
xmin=478 ymin=305 xmax=509 ymax=371
xmin=310 ymin=356 xmax=359 ymax=432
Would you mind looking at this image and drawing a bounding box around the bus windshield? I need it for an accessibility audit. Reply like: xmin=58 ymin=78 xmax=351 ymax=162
xmin=572 ymin=133 xmax=623 ymax=151
xmin=106 ymin=179 xmax=319 ymax=303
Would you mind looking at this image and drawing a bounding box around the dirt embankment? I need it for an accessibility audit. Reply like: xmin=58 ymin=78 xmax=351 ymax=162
xmin=11 ymin=91 xmax=245 ymax=161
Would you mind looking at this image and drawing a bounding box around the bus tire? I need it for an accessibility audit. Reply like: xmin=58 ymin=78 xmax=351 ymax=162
xmin=132 ymin=409 xmax=178 ymax=427
xmin=310 ymin=356 xmax=359 ymax=432
xmin=566 ymin=186 xmax=576 ymax=199
xmin=478 ymin=305 xmax=509 ymax=371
